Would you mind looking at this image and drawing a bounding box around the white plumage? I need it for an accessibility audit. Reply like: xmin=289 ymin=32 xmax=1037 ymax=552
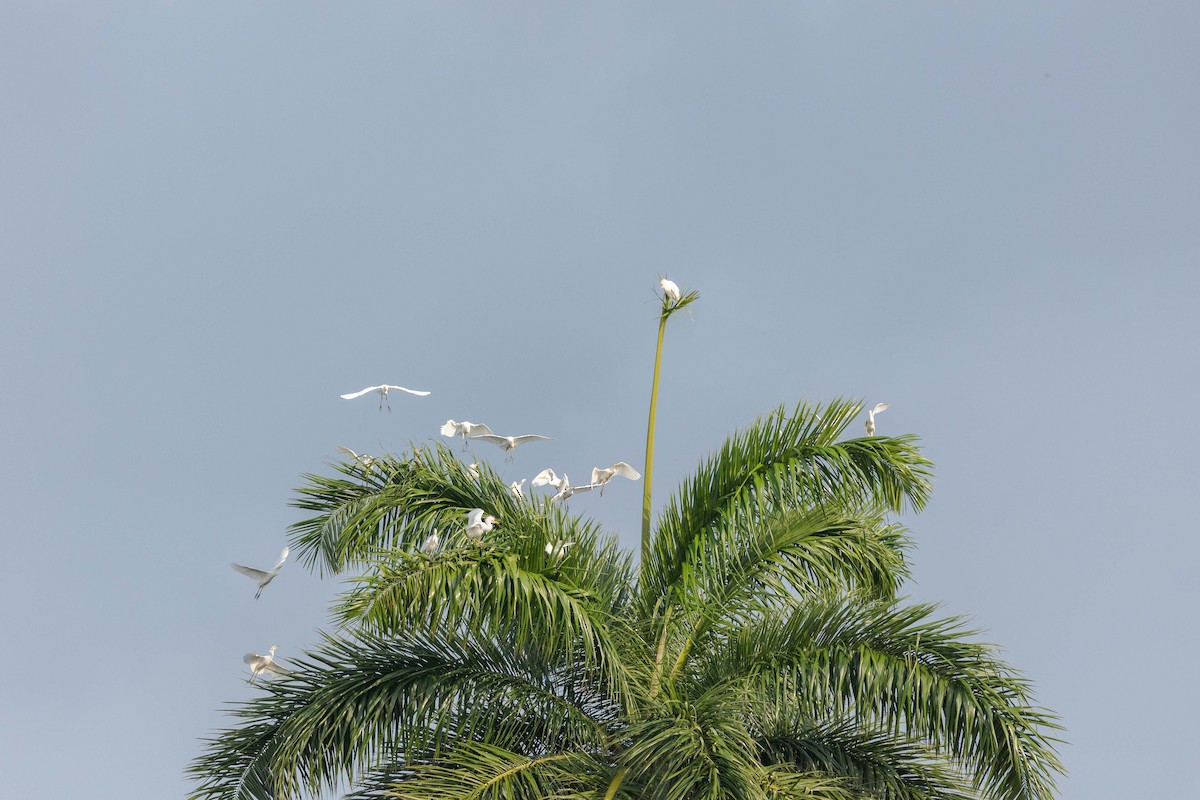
xmin=590 ymin=462 xmax=642 ymax=495
xmin=865 ymin=402 xmax=889 ymax=436
xmin=660 ymin=277 xmax=681 ymax=302
xmin=440 ymin=419 xmax=494 ymax=449
xmin=230 ymin=547 xmax=289 ymax=599
xmin=244 ymin=645 xmax=292 ymax=681
xmin=474 ymin=433 xmax=551 ymax=462
xmin=464 ymin=508 xmax=497 ymax=543
xmin=340 ymin=384 xmax=430 ymax=411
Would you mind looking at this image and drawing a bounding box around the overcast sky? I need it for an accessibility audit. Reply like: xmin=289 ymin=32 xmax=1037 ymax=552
xmin=2 ymin=3 xmax=1197 ymax=798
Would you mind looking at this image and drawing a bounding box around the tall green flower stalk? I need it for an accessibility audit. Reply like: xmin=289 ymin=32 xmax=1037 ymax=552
xmin=642 ymin=279 xmax=697 ymax=562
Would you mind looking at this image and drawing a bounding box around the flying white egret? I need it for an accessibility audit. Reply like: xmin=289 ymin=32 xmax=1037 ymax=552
xmin=532 ymin=469 xmax=595 ymax=503
xmin=421 ymin=529 xmax=440 ymax=556
xmin=244 ymin=645 xmax=292 ymax=682
xmin=865 ymin=402 xmax=889 ymax=436
xmin=660 ymin=277 xmax=681 ymax=302
xmin=464 ymin=508 xmax=497 ymax=543
xmin=545 ymin=538 xmax=573 ymax=562
xmin=531 ymin=468 xmax=563 ymax=490
xmin=335 ymin=445 xmax=375 ymax=469
xmin=340 ymin=384 xmax=431 ymax=412
xmin=590 ymin=462 xmax=642 ymax=495
xmin=474 ymin=433 xmax=551 ymax=462
xmin=510 ymin=479 xmax=526 ymax=500
xmin=440 ymin=420 xmax=494 ymax=449
xmin=230 ymin=547 xmax=289 ymax=599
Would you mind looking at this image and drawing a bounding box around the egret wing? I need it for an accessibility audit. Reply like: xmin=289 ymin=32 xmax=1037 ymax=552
xmin=440 ymin=420 xmax=460 ymax=437
xmin=231 ymin=563 xmax=269 ymax=581
xmin=383 ymin=385 xmax=431 ymax=396
xmin=871 ymin=402 xmax=889 ymax=415
xmin=511 ymin=435 xmax=551 ymax=445
xmin=243 ymin=653 xmax=263 ymax=666
xmin=271 ymin=547 xmax=290 ymax=571
xmin=466 ymin=508 xmax=484 ymax=527
xmin=473 ymin=434 xmax=507 ymax=446
xmin=465 ymin=422 xmax=494 ymax=438
xmin=340 ymin=386 xmax=380 ymax=400
xmin=610 ymin=462 xmax=641 ymax=480
xmin=531 ymin=468 xmax=558 ymax=487
xmin=263 ymin=661 xmax=293 ymax=676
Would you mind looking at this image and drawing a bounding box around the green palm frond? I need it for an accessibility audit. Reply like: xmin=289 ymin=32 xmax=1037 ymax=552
xmin=701 ymin=599 xmax=1065 ymax=800
xmin=188 ymin=631 xmax=616 ymax=800
xmin=656 ymin=509 xmax=911 ymax=688
xmin=756 ymin=721 xmax=975 ymax=800
xmin=639 ymin=400 xmax=932 ymax=613
xmin=386 ymin=743 xmax=602 ymax=800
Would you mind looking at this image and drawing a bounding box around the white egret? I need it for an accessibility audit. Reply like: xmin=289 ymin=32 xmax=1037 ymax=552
xmin=421 ymin=529 xmax=440 ymax=557
xmin=466 ymin=462 xmax=480 ymax=480
xmin=865 ymin=402 xmax=889 ymax=436
xmin=660 ymin=277 xmax=681 ymax=302
xmin=510 ymin=479 xmax=526 ymax=500
xmin=335 ymin=445 xmax=375 ymax=469
xmin=440 ymin=420 xmax=494 ymax=449
xmin=532 ymin=469 xmax=595 ymax=503
xmin=244 ymin=645 xmax=292 ymax=682
xmin=545 ymin=538 xmax=573 ymax=562
xmin=590 ymin=462 xmax=642 ymax=495
xmin=474 ymin=433 xmax=551 ymax=462
xmin=230 ymin=547 xmax=289 ymax=599
xmin=531 ymin=468 xmax=563 ymax=490
xmin=340 ymin=384 xmax=431 ymax=412
xmin=464 ymin=508 xmax=497 ymax=543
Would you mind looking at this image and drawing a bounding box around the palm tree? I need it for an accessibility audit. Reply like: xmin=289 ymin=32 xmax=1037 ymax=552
xmin=189 ymin=399 xmax=1063 ymax=800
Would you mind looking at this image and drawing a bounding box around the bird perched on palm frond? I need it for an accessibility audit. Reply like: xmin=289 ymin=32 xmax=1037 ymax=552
xmin=865 ymin=402 xmax=889 ymax=435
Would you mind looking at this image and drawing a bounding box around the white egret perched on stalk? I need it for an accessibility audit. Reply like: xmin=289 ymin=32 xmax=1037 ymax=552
xmin=509 ymin=479 xmax=526 ymax=500
xmin=440 ymin=420 xmax=494 ymax=449
xmin=660 ymin=277 xmax=681 ymax=302
xmin=340 ymin=384 xmax=430 ymax=412
xmin=421 ymin=529 xmax=440 ymax=557
xmin=466 ymin=463 xmax=480 ymax=480
xmin=230 ymin=547 xmax=289 ymax=600
xmin=473 ymin=432 xmax=551 ymax=462
xmin=244 ymin=645 xmax=292 ymax=682
xmin=865 ymin=402 xmax=889 ymax=435
xmin=590 ymin=462 xmax=642 ymax=495
xmin=464 ymin=508 xmax=497 ymax=544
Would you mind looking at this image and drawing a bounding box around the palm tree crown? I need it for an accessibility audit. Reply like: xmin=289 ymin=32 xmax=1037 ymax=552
xmin=189 ymin=398 xmax=1063 ymax=800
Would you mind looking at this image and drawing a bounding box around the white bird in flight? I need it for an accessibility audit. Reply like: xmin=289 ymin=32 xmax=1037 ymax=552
xmin=464 ymin=508 xmax=497 ymax=543
xmin=474 ymin=433 xmax=551 ymax=462
xmin=340 ymin=384 xmax=431 ymax=412
xmin=510 ymin=479 xmax=526 ymax=500
xmin=532 ymin=468 xmax=596 ymax=503
xmin=421 ymin=529 xmax=440 ymax=557
xmin=590 ymin=462 xmax=642 ymax=495
xmin=230 ymin=547 xmax=289 ymax=599
xmin=865 ymin=402 xmax=889 ymax=436
xmin=335 ymin=445 xmax=375 ymax=469
xmin=244 ymin=645 xmax=292 ymax=682
xmin=660 ymin=277 xmax=681 ymax=302
xmin=440 ymin=420 xmax=494 ymax=449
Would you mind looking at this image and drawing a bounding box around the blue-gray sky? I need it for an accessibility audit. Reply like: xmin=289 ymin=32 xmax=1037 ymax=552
xmin=2 ymin=3 xmax=1196 ymax=798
